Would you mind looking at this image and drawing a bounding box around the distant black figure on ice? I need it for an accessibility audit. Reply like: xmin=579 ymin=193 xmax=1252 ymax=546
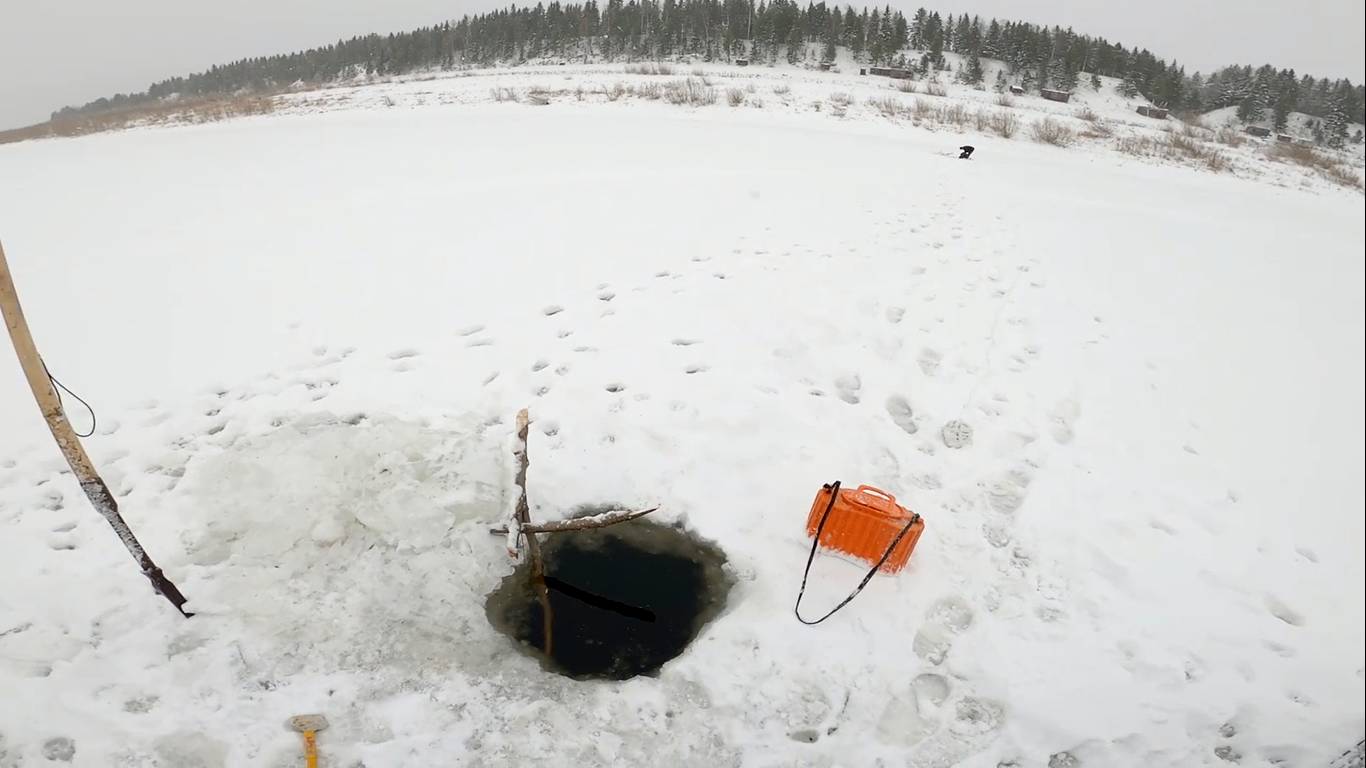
xmin=958 ymin=145 xmax=975 ymax=159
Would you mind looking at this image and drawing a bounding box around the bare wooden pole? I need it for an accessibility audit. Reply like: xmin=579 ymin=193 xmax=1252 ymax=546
xmin=511 ymin=408 xmax=553 ymax=654
xmin=0 ymin=240 xmax=191 ymax=617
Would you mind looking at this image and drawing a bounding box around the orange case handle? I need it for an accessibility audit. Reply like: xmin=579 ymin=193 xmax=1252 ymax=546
xmin=855 ymin=485 xmax=894 ymax=501
xmin=851 ymin=485 xmax=906 ymax=518
xmin=854 ymin=485 xmax=897 ymax=505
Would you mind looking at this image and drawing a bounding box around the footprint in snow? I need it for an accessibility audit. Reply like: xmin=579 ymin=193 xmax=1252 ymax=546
xmin=917 ymin=348 xmax=942 ymax=376
xmin=387 ymin=348 xmax=419 ymax=360
xmin=913 ymin=673 xmax=951 ymax=708
xmin=671 ymin=338 xmax=701 ymax=347
xmin=1048 ymin=752 xmax=1081 ymax=768
xmin=885 ymin=396 xmax=918 ymax=435
xmin=833 ymin=375 xmax=861 ymax=405
xmin=983 ymin=473 xmax=1030 ymax=516
xmin=953 ymin=696 xmax=1006 ymax=738
xmin=543 ymin=305 xmax=564 ymax=317
xmin=1266 ymin=641 xmax=1297 ymax=658
xmin=912 ymin=595 xmax=974 ymax=665
xmin=1148 ymin=518 xmax=1178 ymax=535
xmin=531 ymin=359 xmax=550 ymax=372
xmin=1264 ymin=594 xmax=1305 ymax=626
xmin=983 ymin=523 xmax=1012 ymax=548
xmin=42 ymin=737 xmax=76 ymax=762
xmin=904 ymin=471 xmax=940 ymax=491
xmin=456 ymin=324 xmax=486 ymax=337
xmin=123 ymin=696 xmax=158 ymax=714
xmin=1049 ymin=399 xmax=1081 ymax=444
xmin=875 ymin=673 xmax=953 ymax=746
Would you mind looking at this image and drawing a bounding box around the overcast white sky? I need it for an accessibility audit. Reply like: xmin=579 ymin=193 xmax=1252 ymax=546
xmin=1 ymin=0 xmax=1362 ymax=130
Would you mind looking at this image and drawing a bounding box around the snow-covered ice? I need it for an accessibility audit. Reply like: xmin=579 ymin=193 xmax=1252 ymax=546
xmin=0 ymin=72 xmax=1362 ymax=767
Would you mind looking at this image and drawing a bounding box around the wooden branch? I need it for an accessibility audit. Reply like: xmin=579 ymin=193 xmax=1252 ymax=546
xmin=490 ymin=506 xmax=659 ymax=537
xmin=528 ymin=506 xmax=658 ymax=532
xmin=0 ymin=240 xmax=191 ymax=617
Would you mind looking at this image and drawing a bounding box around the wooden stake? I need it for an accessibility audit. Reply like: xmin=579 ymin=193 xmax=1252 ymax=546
xmin=511 ymin=408 xmax=553 ymax=654
xmin=0 ymin=240 xmax=191 ymax=617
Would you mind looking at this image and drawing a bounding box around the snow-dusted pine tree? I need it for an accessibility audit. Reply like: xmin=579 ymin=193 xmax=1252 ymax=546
xmin=1236 ymin=95 xmax=1264 ymax=124
xmin=1119 ymin=68 xmax=1141 ymax=98
xmin=1324 ymin=87 xmax=1350 ymax=148
xmin=964 ymin=51 xmax=984 ymax=85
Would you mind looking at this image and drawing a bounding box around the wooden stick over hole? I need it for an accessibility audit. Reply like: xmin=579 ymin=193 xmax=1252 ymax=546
xmin=490 ymin=506 xmax=659 ymax=536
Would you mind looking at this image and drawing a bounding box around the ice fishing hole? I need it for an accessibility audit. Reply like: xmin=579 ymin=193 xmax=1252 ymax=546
xmin=485 ymin=512 xmax=733 ymax=681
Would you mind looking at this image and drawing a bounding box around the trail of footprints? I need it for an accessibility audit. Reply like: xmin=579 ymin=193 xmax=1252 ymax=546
xmin=3 ymin=208 xmax=1313 ymax=765
xmin=449 ymin=269 xmax=733 ymax=409
xmin=812 ymin=199 xmax=1077 ymax=760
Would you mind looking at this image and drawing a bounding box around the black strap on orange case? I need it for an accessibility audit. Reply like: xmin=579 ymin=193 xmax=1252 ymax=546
xmin=794 ymin=480 xmax=919 ymax=625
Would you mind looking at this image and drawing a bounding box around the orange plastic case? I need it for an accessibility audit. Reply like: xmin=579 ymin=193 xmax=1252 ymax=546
xmin=805 ymin=484 xmax=924 ymax=573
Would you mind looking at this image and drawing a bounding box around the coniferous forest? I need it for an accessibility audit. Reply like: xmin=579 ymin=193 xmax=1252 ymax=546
xmin=54 ymin=1 xmax=1366 ymax=147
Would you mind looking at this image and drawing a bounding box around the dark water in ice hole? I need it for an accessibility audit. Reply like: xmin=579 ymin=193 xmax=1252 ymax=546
xmin=485 ymin=516 xmax=733 ymax=680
